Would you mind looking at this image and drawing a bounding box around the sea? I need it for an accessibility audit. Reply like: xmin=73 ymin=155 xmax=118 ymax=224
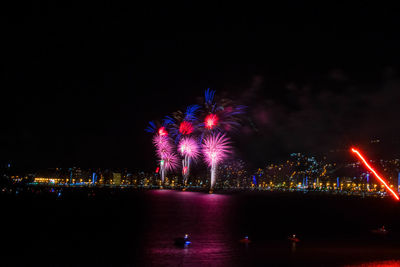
xmin=3 ymin=188 xmax=400 ymax=266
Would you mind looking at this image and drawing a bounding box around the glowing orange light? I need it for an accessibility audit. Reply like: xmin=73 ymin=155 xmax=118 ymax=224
xmin=351 ymin=148 xmax=399 ymax=200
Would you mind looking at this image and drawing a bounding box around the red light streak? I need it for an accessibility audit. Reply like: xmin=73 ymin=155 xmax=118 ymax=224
xmin=351 ymin=148 xmax=399 ymax=200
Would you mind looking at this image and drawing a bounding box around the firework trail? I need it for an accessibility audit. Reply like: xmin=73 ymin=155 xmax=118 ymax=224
xmin=202 ymin=132 xmax=232 ymax=191
xmin=178 ymin=136 xmax=200 ymax=185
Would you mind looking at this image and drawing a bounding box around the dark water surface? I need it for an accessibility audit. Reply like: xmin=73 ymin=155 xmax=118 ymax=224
xmin=4 ymin=189 xmax=400 ymax=266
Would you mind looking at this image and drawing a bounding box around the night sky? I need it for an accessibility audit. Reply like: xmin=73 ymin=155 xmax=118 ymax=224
xmin=3 ymin=2 xmax=400 ymax=171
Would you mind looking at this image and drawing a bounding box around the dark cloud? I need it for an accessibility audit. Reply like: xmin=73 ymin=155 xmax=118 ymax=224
xmin=234 ymin=68 xmax=400 ymax=168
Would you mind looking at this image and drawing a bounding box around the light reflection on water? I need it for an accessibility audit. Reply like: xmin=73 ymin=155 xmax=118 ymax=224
xmin=140 ymin=190 xmax=400 ymax=266
xmin=346 ymin=260 xmax=400 ymax=267
xmin=143 ymin=190 xmax=237 ymax=266
xmin=8 ymin=189 xmax=400 ymax=266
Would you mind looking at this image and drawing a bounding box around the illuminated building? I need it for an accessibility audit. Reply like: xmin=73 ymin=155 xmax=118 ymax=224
xmin=112 ymin=173 xmax=122 ymax=185
xmin=68 ymin=167 xmax=82 ymax=184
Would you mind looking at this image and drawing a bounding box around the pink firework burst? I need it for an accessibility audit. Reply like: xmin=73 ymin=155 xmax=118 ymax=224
xmin=202 ymin=133 xmax=232 ymax=166
xmin=178 ymin=136 xmax=200 ymax=160
xmin=163 ymin=152 xmax=180 ymax=172
xmin=153 ymin=134 xmax=172 ymax=158
xmin=179 ymin=121 xmax=194 ymax=135
xmin=153 ymin=134 xmax=168 ymax=146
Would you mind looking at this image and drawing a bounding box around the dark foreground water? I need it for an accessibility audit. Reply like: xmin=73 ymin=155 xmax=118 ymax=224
xmin=4 ymin=188 xmax=400 ymax=266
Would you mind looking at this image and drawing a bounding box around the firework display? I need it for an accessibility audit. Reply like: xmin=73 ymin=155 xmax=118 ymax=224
xmin=147 ymin=119 xmax=177 ymax=183
xmin=202 ymin=132 xmax=232 ymax=190
xmin=152 ymin=133 xmax=173 ymax=183
xmin=146 ymin=89 xmax=244 ymax=190
xmin=163 ymin=105 xmax=202 ymax=184
xmin=178 ymin=136 xmax=200 ymax=185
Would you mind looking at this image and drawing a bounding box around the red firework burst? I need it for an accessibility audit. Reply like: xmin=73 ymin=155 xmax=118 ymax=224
xmin=179 ymin=121 xmax=194 ymax=135
xmin=158 ymin=127 xmax=168 ymax=136
xmin=205 ymin=114 xmax=218 ymax=129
